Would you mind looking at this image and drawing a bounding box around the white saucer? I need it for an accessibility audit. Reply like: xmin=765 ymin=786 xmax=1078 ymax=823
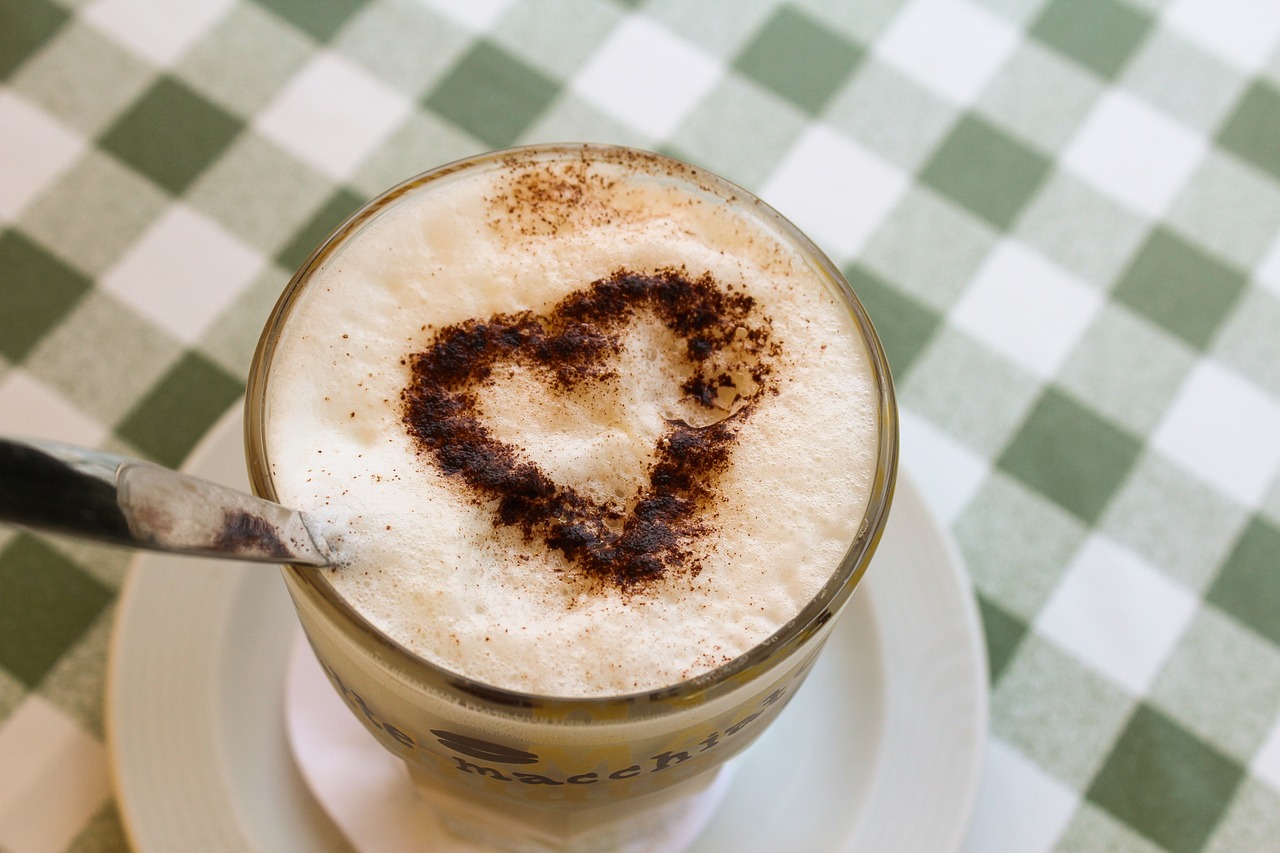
xmin=107 ymin=405 xmax=988 ymax=852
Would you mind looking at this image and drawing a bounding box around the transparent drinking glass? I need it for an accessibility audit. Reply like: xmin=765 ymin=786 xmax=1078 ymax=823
xmin=244 ymin=144 xmax=898 ymax=853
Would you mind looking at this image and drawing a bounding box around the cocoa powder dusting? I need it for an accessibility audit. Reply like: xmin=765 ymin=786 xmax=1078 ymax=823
xmin=212 ymin=510 xmax=290 ymax=558
xmin=488 ymin=158 xmax=620 ymax=236
xmin=401 ymin=268 xmax=778 ymax=591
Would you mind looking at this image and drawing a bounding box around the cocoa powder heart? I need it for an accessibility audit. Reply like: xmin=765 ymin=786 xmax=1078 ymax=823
xmin=401 ymin=267 xmax=778 ymax=590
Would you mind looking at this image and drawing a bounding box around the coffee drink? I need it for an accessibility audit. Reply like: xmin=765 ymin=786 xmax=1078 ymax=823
xmin=247 ymin=145 xmax=896 ymax=850
xmin=260 ymin=148 xmax=881 ymax=697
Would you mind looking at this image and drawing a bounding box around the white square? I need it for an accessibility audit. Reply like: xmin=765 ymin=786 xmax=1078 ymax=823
xmin=571 ymin=17 xmax=721 ymax=139
xmin=255 ymin=52 xmax=413 ymax=179
xmin=1062 ymin=90 xmax=1207 ymax=219
xmin=414 ymin=0 xmax=513 ymax=31
xmin=1254 ymin=710 xmax=1280 ymax=793
xmin=874 ymin=0 xmax=1019 ymax=106
xmin=759 ymin=124 xmax=908 ymax=260
xmin=1165 ymin=0 xmax=1280 ymax=72
xmin=1153 ymin=360 xmax=1280 ymax=506
xmin=101 ymin=204 xmax=264 ymax=344
xmin=961 ymin=738 xmax=1078 ymax=853
xmin=951 ymin=240 xmax=1102 ymax=378
xmin=82 ymin=0 xmax=235 ymax=67
xmin=1036 ymin=534 xmax=1198 ymax=695
xmin=0 ymin=370 xmax=107 ymax=447
xmin=0 ymin=93 xmax=85 ymax=223
xmin=0 ymin=696 xmax=111 ymax=853
xmin=1258 ymin=232 xmax=1280 ymax=299
xmin=900 ymin=408 xmax=987 ymax=526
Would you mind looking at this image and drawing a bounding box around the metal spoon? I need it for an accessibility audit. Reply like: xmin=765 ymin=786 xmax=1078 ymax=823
xmin=0 ymin=437 xmax=332 ymax=566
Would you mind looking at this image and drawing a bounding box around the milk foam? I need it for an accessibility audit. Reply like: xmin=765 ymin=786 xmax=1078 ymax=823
xmin=263 ymin=150 xmax=880 ymax=697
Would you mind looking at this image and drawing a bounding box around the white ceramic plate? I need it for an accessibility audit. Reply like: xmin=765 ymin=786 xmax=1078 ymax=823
xmin=107 ymin=405 xmax=987 ymax=852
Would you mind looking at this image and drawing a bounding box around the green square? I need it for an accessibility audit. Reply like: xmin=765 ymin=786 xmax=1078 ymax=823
xmin=0 ymin=535 xmax=112 ymax=688
xmin=842 ymin=263 xmax=941 ymax=378
xmin=175 ymin=3 xmax=314 ymax=117
xmin=992 ymin=633 xmax=1134 ymax=788
xmin=667 ymin=75 xmax=806 ymax=191
xmin=0 ymin=0 xmax=67 ymax=79
xmin=1029 ymin=0 xmax=1152 ymax=79
xmin=997 ymin=387 xmax=1142 ymax=524
xmin=424 ymin=40 xmax=561 ymax=149
xmin=275 ymin=187 xmax=366 ymax=273
xmin=9 ymin=20 xmax=154 ymax=137
xmin=1206 ymin=516 xmax=1280 ymax=647
xmin=977 ymin=592 xmax=1026 ymax=684
xmin=920 ymin=114 xmax=1052 ymax=230
xmin=1219 ymin=81 xmax=1280 ymax=182
xmin=733 ymin=6 xmax=863 ymax=115
xmin=1087 ymin=704 xmax=1243 ymax=853
xmin=0 ymin=230 xmax=91 ymax=361
xmin=1149 ymin=608 xmax=1280 ymax=763
xmin=116 ymin=352 xmax=244 ymax=467
xmin=1112 ymin=227 xmax=1248 ymax=351
xmin=254 ymin=0 xmax=364 ymax=42
xmin=824 ymin=58 xmax=957 ymax=173
xmin=100 ymin=76 xmax=245 ymax=196
xmin=954 ymin=473 xmax=1086 ymax=621
xmin=187 ymin=132 xmax=335 ymax=256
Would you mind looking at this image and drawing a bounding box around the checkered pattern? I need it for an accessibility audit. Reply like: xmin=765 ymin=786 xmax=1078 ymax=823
xmin=2 ymin=0 xmax=1280 ymax=850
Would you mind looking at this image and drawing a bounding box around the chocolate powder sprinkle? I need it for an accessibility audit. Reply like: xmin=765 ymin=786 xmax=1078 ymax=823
xmin=401 ymin=268 xmax=777 ymax=590
xmin=212 ymin=510 xmax=291 ymax=558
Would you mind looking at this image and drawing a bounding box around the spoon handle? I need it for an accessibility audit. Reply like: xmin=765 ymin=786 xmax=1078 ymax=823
xmin=0 ymin=437 xmax=331 ymax=566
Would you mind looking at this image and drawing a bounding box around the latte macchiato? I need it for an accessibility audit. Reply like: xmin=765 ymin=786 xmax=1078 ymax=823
xmin=261 ymin=148 xmax=879 ymax=697
xmin=247 ymin=145 xmax=896 ymax=851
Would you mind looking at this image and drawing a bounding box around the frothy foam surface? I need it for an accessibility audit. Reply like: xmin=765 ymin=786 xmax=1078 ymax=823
xmin=263 ymin=150 xmax=880 ymax=697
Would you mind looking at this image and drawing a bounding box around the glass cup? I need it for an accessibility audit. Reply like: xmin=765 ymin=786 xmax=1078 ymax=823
xmin=244 ymin=144 xmax=898 ymax=852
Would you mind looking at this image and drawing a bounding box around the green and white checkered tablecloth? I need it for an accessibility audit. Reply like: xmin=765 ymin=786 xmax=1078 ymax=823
xmin=3 ymin=0 xmax=1280 ymax=850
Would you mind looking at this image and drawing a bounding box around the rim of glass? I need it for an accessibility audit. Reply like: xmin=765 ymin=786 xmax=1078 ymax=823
xmin=244 ymin=143 xmax=898 ymax=719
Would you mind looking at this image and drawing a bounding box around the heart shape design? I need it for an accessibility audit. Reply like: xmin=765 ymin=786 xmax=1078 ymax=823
xmin=401 ymin=268 xmax=778 ymax=590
